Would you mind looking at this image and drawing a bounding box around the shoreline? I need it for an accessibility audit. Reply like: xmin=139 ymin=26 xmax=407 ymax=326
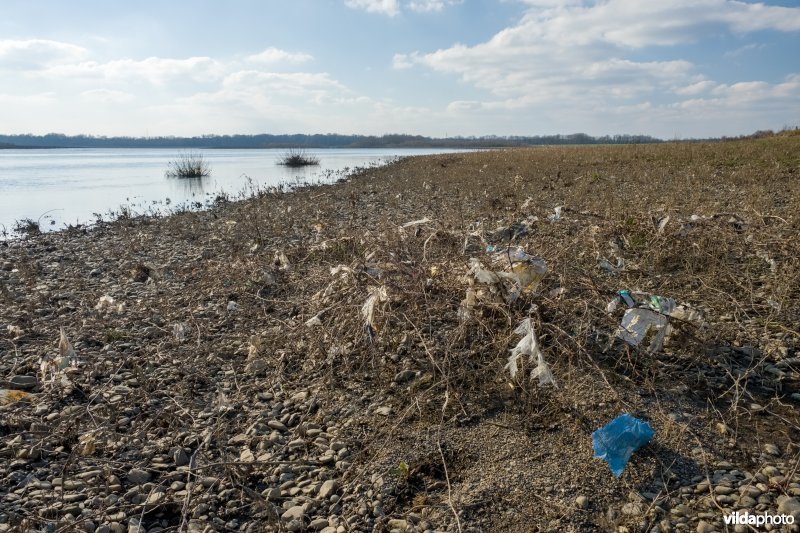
xmin=1 ymin=138 xmax=799 ymax=532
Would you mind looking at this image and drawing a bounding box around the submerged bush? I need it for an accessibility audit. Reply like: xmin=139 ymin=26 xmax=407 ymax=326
xmin=166 ymin=152 xmax=211 ymax=178
xmin=277 ymin=148 xmax=320 ymax=167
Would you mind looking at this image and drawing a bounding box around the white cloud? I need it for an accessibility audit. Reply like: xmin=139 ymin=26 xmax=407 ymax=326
xmin=345 ymin=0 xmax=400 ymax=16
xmin=408 ymin=0 xmax=461 ymax=13
xmin=0 ymin=92 xmax=56 ymax=104
xmin=398 ymin=1 xmax=800 ymax=119
xmin=80 ymin=88 xmax=134 ymax=104
xmin=0 ymin=39 xmax=88 ymax=69
xmin=675 ymin=80 xmax=716 ymax=95
xmin=246 ymin=47 xmax=313 ymax=65
xmin=42 ymin=56 xmax=225 ymax=85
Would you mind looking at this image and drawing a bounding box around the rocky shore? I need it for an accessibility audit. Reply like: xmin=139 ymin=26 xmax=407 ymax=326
xmin=1 ymin=136 xmax=799 ymax=532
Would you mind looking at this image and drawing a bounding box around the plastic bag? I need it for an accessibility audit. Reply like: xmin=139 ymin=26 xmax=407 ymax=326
xmin=592 ymin=413 xmax=654 ymax=477
xmin=608 ymin=290 xmax=704 ymax=352
xmin=618 ymin=308 xmax=669 ymax=352
xmin=506 ymin=318 xmax=556 ymax=387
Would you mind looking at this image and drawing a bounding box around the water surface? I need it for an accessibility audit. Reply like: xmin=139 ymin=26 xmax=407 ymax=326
xmin=0 ymin=148 xmax=461 ymax=235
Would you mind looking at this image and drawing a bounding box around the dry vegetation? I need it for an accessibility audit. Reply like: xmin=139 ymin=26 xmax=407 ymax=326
xmin=1 ymin=136 xmax=799 ymax=532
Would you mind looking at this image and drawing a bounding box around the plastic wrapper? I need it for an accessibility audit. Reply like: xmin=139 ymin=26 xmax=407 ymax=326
xmin=592 ymin=413 xmax=654 ymax=477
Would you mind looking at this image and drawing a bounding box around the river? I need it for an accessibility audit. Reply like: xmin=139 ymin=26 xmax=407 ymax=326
xmin=0 ymin=147 xmax=463 ymax=236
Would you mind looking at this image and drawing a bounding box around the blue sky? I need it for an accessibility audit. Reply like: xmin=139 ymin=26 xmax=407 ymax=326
xmin=1 ymin=0 xmax=798 ymax=138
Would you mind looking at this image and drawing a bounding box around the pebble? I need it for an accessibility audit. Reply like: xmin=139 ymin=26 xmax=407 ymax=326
xmin=319 ymin=479 xmax=339 ymax=500
xmin=763 ymin=443 xmax=780 ymax=456
xmin=309 ymin=518 xmax=330 ymax=530
xmin=778 ymin=496 xmax=800 ymax=518
xmin=394 ymin=369 xmax=416 ymax=383
xmin=281 ymin=505 xmax=305 ymax=523
xmin=7 ymin=375 xmax=38 ymax=389
xmin=126 ymin=468 xmax=151 ymax=484
xmin=576 ymin=495 xmax=589 ymax=509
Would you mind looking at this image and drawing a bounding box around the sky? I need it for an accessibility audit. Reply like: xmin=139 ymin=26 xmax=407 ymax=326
xmin=1 ymin=0 xmax=798 ymax=139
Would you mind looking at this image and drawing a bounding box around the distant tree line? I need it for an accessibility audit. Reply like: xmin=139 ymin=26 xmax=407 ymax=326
xmin=0 ymin=132 xmax=665 ymax=149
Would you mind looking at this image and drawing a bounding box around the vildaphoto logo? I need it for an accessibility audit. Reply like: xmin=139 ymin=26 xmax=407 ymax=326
xmin=724 ymin=511 xmax=795 ymax=527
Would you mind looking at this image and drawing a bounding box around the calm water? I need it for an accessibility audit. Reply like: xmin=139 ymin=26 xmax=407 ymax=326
xmin=0 ymin=148 xmax=460 ymax=236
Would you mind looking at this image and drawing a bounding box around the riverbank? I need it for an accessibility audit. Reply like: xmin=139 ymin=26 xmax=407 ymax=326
xmin=1 ymin=136 xmax=799 ymax=532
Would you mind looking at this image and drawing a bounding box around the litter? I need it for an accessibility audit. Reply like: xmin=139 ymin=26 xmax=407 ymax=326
xmin=401 ymin=217 xmax=432 ymax=228
xmin=547 ymin=206 xmax=563 ymax=223
xmin=273 ymin=250 xmax=290 ymax=270
xmin=361 ymin=286 xmax=388 ymax=338
xmin=618 ymin=309 xmax=669 ymax=352
xmin=95 ymin=295 xmax=124 ymax=313
xmin=486 ymin=222 xmax=529 ymax=243
xmin=656 ymin=215 xmax=670 ymax=235
xmin=0 ymin=389 xmax=32 ymax=406
xmin=305 ymin=315 xmax=323 ymax=327
xmin=482 ymin=246 xmax=548 ymax=301
xmin=173 ymin=323 xmax=188 ymax=343
xmin=592 ymin=413 xmax=654 ymax=477
xmin=607 ymin=290 xmax=704 ymax=352
xmin=597 ymin=257 xmax=623 ymax=274
xmin=506 ymin=318 xmax=556 ymax=387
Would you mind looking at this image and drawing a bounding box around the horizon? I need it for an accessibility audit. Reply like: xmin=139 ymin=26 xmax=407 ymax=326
xmin=1 ymin=1 xmax=799 ymax=139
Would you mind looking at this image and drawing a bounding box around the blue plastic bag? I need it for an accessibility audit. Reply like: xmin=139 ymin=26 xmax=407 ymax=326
xmin=592 ymin=413 xmax=654 ymax=477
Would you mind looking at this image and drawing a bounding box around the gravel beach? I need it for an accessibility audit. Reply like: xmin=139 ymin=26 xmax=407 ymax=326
xmin=2 ymin=136 xmax=799 ymax=532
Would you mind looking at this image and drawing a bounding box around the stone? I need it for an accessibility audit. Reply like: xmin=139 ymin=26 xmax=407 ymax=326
xmin=777 ymin=496 xmax=800 ymax=519
xmin=268 ymin=420 xmax=288 ymax=432
xmin=309 ymin=518 xmax=329 ymax=530
xmin=763 ymin=443 xmax=780 ymax=456
xmin=576 ymin=495 xmax=589 ymax=509
xmin=394 ymin=370 xmax=416 ymax=383
xmin=375 ymin=406 xmax=392 ymax=416
xmin=246 ymin=358 xmax=268 ymax=374
xmin=126 ymin=468 xmax=151 ymax=484
xmin=172 ymin=448 xmax=189 ymax=466
xmin=387 ymin=518 xmax=408 ymax=531
xmin=622 ymin=502 xmax=643 ymax=516
xmin=319 ymin=479 xmax=339 ymax=500
xmin=7 ymin=375 xmax=38 ymax=390
xmin=281 ymin=505 xmax=305 ymax=523
xmin=696 ymin=520 xmax=715 ymax=533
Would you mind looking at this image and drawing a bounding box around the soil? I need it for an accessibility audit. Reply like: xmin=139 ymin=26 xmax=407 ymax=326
xmin=1 ymin=135 xmax=800 ymax=532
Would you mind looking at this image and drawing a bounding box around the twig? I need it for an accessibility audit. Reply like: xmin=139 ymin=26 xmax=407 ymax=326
xmin=438 ymin=390 xmax=462 ymax=533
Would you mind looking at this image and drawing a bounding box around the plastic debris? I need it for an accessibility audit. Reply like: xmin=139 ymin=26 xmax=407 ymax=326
xmin=273 ymin=250 xmax=290 ymax=270
xmin=0 ymin=389 xmax=32 ymax=406
xmin=173 ymin=322 xmax=188 ymax=343
xmin=305 ymin=315 xmax=323 ymax=327
xmin=618 ymin=309 xmax=669 ymax=352
xmin=656 ymin=215 xmax=670 ymax=235
xmin=227 ymin=300 xmax=238 ymax=312
xmin=458 ymin=287 xmax=477 ymax=322
xmin=361 ymin=286 xmax=388 ymax=338
xmin=96 ymin=295 xmax=115 ymax=312
xmin=477 ymin=246 xmax=548 ymax=302
xmin=548 ymin=206 xmax=563 ymax=223
xmin=607 ymin=290 xmax=704 ymax=352
xmin=592 ymin=413 xmax=654 ymax=477
xmin=401 ymin=217 xmax=432 ymax=228
xmin=597 ymin=257 xmax=624 ymax=274
xmin=506 ymin=318 xmax=556 ymax=387
xmin=487 ymin=222 xmax=529 ymax=243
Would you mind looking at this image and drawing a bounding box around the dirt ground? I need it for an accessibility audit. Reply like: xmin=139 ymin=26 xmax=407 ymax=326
xmin=1 ymin=134 xmax=799 ymax=532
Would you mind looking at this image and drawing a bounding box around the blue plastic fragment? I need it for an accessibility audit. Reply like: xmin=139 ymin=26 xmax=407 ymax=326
xmin=592 ymin=413 xmax=654 ymax=477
